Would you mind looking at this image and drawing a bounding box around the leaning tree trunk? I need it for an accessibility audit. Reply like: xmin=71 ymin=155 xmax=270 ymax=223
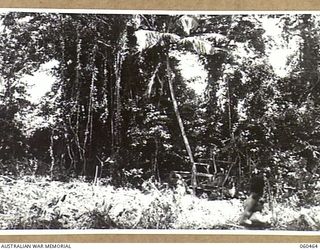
xmin=166 ymin=55 xmax=197 ymax=194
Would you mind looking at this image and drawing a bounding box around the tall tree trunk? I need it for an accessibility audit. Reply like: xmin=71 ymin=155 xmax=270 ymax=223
xmin=166 ymin=55 xmax=196 ymax=194
xmin=49 ymin=130 xmax=55 ymax=179
xmin=109 ymin=28 xmax=127 ymax=185
xmin=113 ymin=29 xmax=127 ymax=154
xmin=83 ymin=44 xmax=97 ymax=176
xmin=227 ymin=80 xmax=234 ymax=141
xmin=75 ymin=23 xmax=84 ymax=164
xmin=114 ymin=51 xmax=123 ymax=152
xmin=109 ymin=56 xmax=115 ymax=156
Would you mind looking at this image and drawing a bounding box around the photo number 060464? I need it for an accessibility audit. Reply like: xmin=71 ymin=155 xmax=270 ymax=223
xmin=0 ymin=11 xmax=319 ymax=231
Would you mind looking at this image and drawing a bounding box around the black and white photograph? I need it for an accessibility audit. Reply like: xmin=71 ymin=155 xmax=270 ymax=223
xmin=0 ymin=10 xmax=319 ymax=231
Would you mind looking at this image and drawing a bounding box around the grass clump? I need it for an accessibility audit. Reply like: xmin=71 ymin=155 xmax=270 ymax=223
xmin=0 ymin=175 xmax=319 ymax=230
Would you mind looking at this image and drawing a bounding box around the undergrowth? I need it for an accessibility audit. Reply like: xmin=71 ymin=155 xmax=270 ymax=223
xmin=0 ymin=175 xmax=318 ymax=230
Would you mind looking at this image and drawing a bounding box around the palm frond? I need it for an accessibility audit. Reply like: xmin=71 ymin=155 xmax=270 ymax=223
xmin=180 ymin=37 xmax=228 ymax=55
xmin=135 ymin=30 xmax=180 ymax=51
xmin=177 ymin=15 xmax=199 ymax=36
xmin=135 ymin=29 xmax=228 ymax=55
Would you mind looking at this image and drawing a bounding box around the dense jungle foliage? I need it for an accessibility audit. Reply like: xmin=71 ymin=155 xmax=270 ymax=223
xmin=0 ymin=12 xmax=320 ymax=229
